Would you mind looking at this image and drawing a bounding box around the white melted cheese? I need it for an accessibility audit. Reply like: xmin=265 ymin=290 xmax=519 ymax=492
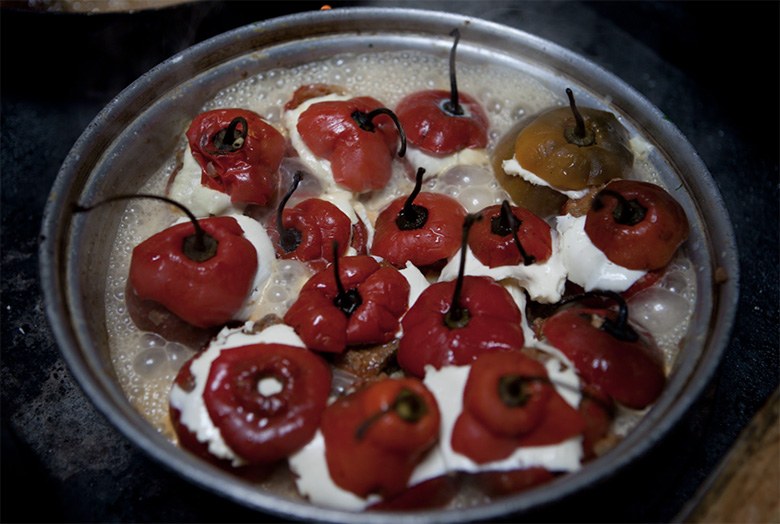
xmin=283 ymin=93 xmax=352 ymax=194
xmin=168 ymin=143 xmax=246 ymax=218
xmin=226 ymin=215 xmax=277 ymax=321
xmin=405 ymin=146 xmax=489 ymax=179
xmin=502 ymin=156 xmax=590 ymax=200
xmin=288 ymin=354 xmax=582 ymax=511
xmin=169 ymin=322 xmax=306 ymax=466
xmin=555 ymin=213 xmax=646 ymax=292
xmin=439 ymin=235 xmax=567 ymax=304
xmin=423 ymin=364 xmax=583 ymax=476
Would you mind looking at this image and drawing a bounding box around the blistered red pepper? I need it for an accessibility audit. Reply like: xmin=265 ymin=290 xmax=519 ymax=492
xmin=397 ymin=215 xmax=526 ymax=377
xmin=321 ymin=377 xmax=441 ymax=499
xmin=450 ymin=351 xmax=586 ymax=464
xmin=396 ymin=90 xmax=488 ymax=155
xmin=296 ymin=96 xmax=404 ymax=193
xmin=284 ymin=254 xmax=411 ymax=353
xmin=469 ymin=200 xmax=553 ymax=267
xmin=129 ymin=216 xmax=258 ymax=328
xmin=186 ymin=108 xmax=285 ymax=206
xmin=267 ymin=172 xmax=367 ymax=272
xmin=371 ymin=167 xmax=467 ymax=268
xmin=542 ymin=294 xmax=666 ymax=409
xmin=171 ymin=343 xmax=331 ymax=465
xmin=585 ymin=180 xmax=689 ymax=271
xmin=395 ymin=29 xmax=489 ymax=155
xmin=398 ymin=275 xmax=525 ymax=377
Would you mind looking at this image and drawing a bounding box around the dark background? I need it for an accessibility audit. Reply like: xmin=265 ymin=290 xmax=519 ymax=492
xmin=2 ymin=1 xmax=778 ymax=522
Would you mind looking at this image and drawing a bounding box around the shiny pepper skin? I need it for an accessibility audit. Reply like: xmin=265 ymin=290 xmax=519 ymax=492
xmin=469 ymin=203 xmax=553 ymax=267
xmin=512 ymin=106 xmax=633 ymax=192
xmin=171 ymin=343 xmax=331 ymax=465
xmin=129 ymin=216 xmax=258 ymax=328
xmin=585 ymin=180 xmax=689 ymax=271
xmin=187 ymin=108 xmax=285 ymax=206
xmin=542 ymin=306 xmax=666 ymax=409
xmin=284 ymin=256 xmax=411 ymax=353
xmin=395 ymin=90 xmax=489 ymax=155
xmin=296 ymin=96 xmax=401 ymax=193
xmin=321 ymin=377 xmax=441 ymax=499
xmin=450 ymin=351 xmax=586 ymax=464
xmin=371 ymin=192 xmax=467 ymax=268
xmin=397 ymin=276 xmax=525 ymax=378
xmin=267 ymin=198 xmax=367 ymax=272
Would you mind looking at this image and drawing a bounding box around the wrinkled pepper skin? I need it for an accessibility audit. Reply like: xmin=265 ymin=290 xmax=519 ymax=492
xmin=296 ymin=96 xmax=401 ymax=193
xmin=267 ymin=198 xmax=366 ymax=272
xmin=585 ymin=180 xmax=689 ymax=271
xmin=395 ymin=90 xmax=489 ymax=155
xmin=187 ymin=108 xmax=285 ymax=206
xmin=542 ymin=306 xmax=666 ymax=409
xmin=284 ymin=256 xmax=411 ymax=353
xmin=129 ymin=216 xmax=258 ymax=329
xmin=469 ymin=203 xmax=553 ymax=267
xmin=512 ymin=106 xmax=633 ymax=192
xmin=397 ymin=276 xmax=525 ymax=378
xmin=450 ymin=352 xmax=585 ymax=464
xmin=321 ymin=377 xmax=441 ymax=499
xmin=371 ymin=192 xmax=467 ymax=268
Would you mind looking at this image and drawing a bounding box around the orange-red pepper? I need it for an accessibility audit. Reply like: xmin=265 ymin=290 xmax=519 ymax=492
xmin=450 ymin=351 xmax=586 ymax=464
xmin=296 ymin=96 xmax=404 ymax=193
xmin=186 ymin=108 xmax=285 ymax=206
xmin=469 ymin=200 xmax=553 ymax=267
xmin=542 ymin=299 xmax=666 ymax=409
xmin=321 ymin=377 xmax=440 ymax=499
xmin=129 ymin=216 xmax=258 ymax=328
xmin=371 ymin=167 xmax=467 ymax=268
xmin=284 ymin=255 xmax=410 ymax=353
xmin=585 ymin=179 xmax=689 ymax=270
xmin=171 ymin=343 xmax=331 ymax=465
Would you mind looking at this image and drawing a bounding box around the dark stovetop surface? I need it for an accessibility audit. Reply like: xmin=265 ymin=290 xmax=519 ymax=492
xmin=1 ymin=1 xmax=777 ymax=522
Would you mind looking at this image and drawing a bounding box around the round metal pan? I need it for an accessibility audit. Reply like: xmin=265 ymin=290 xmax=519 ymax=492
xmin=39 ymin=7 xmax=739 ymax=523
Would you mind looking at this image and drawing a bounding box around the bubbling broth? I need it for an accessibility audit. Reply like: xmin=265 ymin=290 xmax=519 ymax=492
xmin=104 ymin=48 xmax=696 ymax=504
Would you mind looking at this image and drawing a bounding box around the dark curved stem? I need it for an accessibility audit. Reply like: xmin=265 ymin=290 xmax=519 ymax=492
xmin=492 ymin=200 xmax=535 ymax=265
xmin=557 ymin=290 xmax=638 ymax=342
xmin=276 ymin=171 xmax=304 ymax=253
xmin=592 ymin=189 xmax=647 ymax=226
xmin=72 ymin=193 xmax=217 ymax=262
xmin=354 ymin=388 xmax=428 ymax=440
xmin=564 ymin=88 xmax=596 ymax=147
xmin=443 ymin=213 xmax=481 ymax=329
xmin=443 ymin=28 xmax=464 ymax=116
xmin=395 ymin=167 xmax=429 ymax=231
xmin=331 ymin=241 xmax=362 ymax=317
xmin=202 ymin=116 xmax=248 ymax=154
xmin=351 ymin=107 xmax=407 ymax=158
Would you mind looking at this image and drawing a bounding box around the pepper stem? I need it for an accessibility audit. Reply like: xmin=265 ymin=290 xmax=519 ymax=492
xmin=351 ymin=107 xmax=407 ymax=158
xmin=592 ymin=188 xmax=647 ymax=226
xmin=276 ymin=171 xmax=304 ymax=253
xmin=443 ymin=213 xmax=481 ymax=329
xmin=563 ymin=88 xmax=596 ymax=147
xmin=557 ymin=290 xmax=639 ymax=342
xmin=203 ymin=116 xmax=249 ymax=154
xmin=72 ymin=194 xmax=218 ymax=262
xmin=491 ymin=200 xmax=535 ymax=266
xmin=442 ymin=28 xmax=465 ymax=117
xmin=355 ymin=387 xmax=428 ymax=440
xmin=331 ymin=241 xmax=362 ymax=317
xmin=395 ymin=167 xmax=429 ymax=231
